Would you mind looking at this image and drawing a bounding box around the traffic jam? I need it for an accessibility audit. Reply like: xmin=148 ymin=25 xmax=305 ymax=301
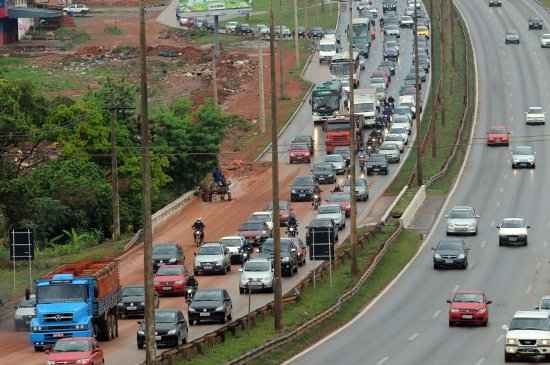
xmin=9 ymin=0 xmax=433 ymax=363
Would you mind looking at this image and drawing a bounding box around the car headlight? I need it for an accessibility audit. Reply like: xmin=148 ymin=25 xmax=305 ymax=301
xmin=262 ymin=230 xmax=267 ymax=235
xmin=282 ymin=257 xmax=290 ymax=262
xmin=448 ymin=223 xmax=455 ymax=229
xmin=458 ymin=254 xmax=465 ymax=259
xmin=32 ymin=326 xmax=41 ymax=331
xmin=291 ymin=189 xmax=297 ymax=193
xmin=169 ymin=257 xmax=177 ymax=263
xmin=450 ymin=308 xmax=459 ymax=313
xmin=506 ymin=338 xmax=518 ymax=345
xmin=174 ymin=280 xmax=184 ymax=285
xmin=138 ymin=329 xmax=145 ymax=335
xmin=477 ymin=308 xmax=486 ymax=314
xmin=76 ymin=359 xmax=91 ymax=364
xmin=215 ymin=306 xmax=225 ymax=312
xmin=469 ymin=223 xmax=476 ymax=228
xmin=75 ymin=324 xmax=87 ymax=330
xmin=141 ymin=302 xmax=145 ymax=306
xmin=434 ymin=253 xmax=441 ymax=259
xmin=541 ymin=339 xmax=550 ymax=346
xmin=262 ymin=277 xmax=272 ymax=283
xmin=118 ymin=302 xmax=125 ymax=307
xmin=48 ymin=361 xmax=56 ymax=365
xmin=168 ymin=329 xmax=177 ymax=335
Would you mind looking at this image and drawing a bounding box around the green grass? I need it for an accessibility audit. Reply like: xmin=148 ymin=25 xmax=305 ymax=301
xmin=0 ymin=237 xmax=127 ymax=305
xmin=104 ymin=25 xmax=125 ymax=36
xmin=55 ymin=27 xmax=91 ymax=50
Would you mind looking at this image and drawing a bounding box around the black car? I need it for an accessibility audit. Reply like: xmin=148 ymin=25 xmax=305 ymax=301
xmin=290 ymin=175 xmax=321 ymax=202
xmin=312 ymin=163 xmax=337 ymax=184
xmin=432 ymin=239 xmax=469 ymax=270
xmin=137 ymin=309 xmax=188 ymax=349
xmin=308 ymin=26 xmax=324 ymax=38
xmin=152 ymin=243 xmax=184 ymax=272
xmin=528 ymin=17 xmax=543 ymax=30
xmin=236 ymin=23 xmax=253 ymax=34
xmin=488 ymin=0 xmax=502 ymax=7
xmin=259 ymin=238 xmax=299 ymax=276
xmin=297 ymin=26 xmax=307 ymax=38
xmin=366 ymin=154 xmax=389 ymax=175
xmin=188 ymin=288 xmax=232 ymax=325
xmin=119 ymin=285 xmax=159 ymax=318
xmin=383 ymin=47 xmax=399 ymax=62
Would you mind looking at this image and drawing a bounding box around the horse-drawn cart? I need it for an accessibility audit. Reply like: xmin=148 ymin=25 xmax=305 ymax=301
xmin=199 ymin=181 xmax=232 ymax=202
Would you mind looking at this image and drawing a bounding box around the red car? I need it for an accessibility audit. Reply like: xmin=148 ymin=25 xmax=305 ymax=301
xmin=238 ymin=221 xmax=271 ymax=246
xmin=47 ymin=337 xmax=104 ymax=365
xmin=265 ymin=200 xmax=292 ymax=226
xmin=325 ymin=192 xmax=351 ymax=217
xmin=447 ymin=290 xmax=492 ymax=326
xmin=154 ymin=264 xmax=188 ymax=296
xmin=289 ymin=143 xmax=312 ymax=164
xmin=486 ymin=125 xmax=510 ymax=146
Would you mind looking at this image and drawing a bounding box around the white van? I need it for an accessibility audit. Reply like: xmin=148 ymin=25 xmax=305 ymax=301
xmin=354 ymin=88 xmax=378 ymax=127
xmin=319 ymin=34 xmax=338 ymax=63
xmin=399 ymin=95 xmax=417 ymax=117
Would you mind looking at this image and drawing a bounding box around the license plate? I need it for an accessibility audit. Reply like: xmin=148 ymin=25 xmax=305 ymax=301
xmin=53 ymin=333 xmax=64 ymax=338
xmin=299 ymin=193 xmax=305 ymax=197
xmin=204 ymin=265 xmax=212 ymax=270
xmin=127 ymin=306 xmax=137 ymax=310
xmin=199 ymin=312 xmax=210 ymax=317
xmin=445 ymin=259 xmax=453 ymax=264
xmin=373 ymin=168 xmax=379 ymax=171
xmin=509 ymin=237 xmax=517 ymax=241
xmin=155 ymin=335 xmax=161 ymax=341
xmin=162 ymin=286 xmax=172 ymax=291
xmin=462 ymin=315 xmax=473 ymax=319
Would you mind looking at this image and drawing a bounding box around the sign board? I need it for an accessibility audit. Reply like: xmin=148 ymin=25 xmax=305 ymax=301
xmin=178 ymin=0 xmax=252 ymax=17
xmin=9 ymin=227 xmax=35 ymax=261
xmin=308 ymin=229 xmax=336 ymax=261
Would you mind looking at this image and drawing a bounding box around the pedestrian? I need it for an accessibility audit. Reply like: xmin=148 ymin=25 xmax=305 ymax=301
xmin=371 ymin=30 xmax=376 ymax=42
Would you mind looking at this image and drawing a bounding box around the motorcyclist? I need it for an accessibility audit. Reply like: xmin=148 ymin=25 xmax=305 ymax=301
xmin=287 ymin=214 xmax=298 ymax=229
xmin=192 ymin=218 xmax=205 ymax=242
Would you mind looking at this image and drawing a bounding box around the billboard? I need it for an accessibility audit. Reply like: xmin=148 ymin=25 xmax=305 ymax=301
xmin=178 ymin=0 xmax=252 ymax=17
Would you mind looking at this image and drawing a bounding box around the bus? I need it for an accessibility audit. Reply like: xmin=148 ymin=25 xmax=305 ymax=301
xmin=329 ymin=51 xmax=361 ymax=91
xmin=352 ymin=17 xmax=370 ymax=37
xmin=311 ymin=80 xmax=343 ymax=123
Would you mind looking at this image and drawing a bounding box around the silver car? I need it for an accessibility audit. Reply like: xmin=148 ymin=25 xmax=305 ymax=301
xmin=14 ymin=294 xmax=35 ymax=331
xmin=324 ymin=154 xmax=346 ymax=174
xmin=239 ymin=258 xmax=274 ymax=293
xmin=193 ymin=242 xmax=231 ymax=275
xmin=316 ymin=204 xmax=346 ymax=230
xmin=511 ymin=145 xmax=536 ymax=169
xmin=445 ymin=206 xmax=479 ymax=235
xmin=378 ymin=142 xmax=400 ymax=163
xmin=343 ymin=177 xmax=369 ymax=201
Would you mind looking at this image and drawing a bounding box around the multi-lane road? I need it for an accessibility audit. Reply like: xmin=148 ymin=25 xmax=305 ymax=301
xmin=0 ymin=0 xmax=427 ymax=364
xmin=287 ymin=0 xmax=550 ymax=364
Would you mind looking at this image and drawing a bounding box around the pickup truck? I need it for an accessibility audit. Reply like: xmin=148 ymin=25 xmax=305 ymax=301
xmin=63 ymin=4 xmax=90 ymax=15
xmin=505 ymin=310 xmax=550 ymax=362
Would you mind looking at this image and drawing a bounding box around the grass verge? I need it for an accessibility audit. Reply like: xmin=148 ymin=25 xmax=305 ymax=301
xmin=176 ymin=222 xmax=420 ymax=365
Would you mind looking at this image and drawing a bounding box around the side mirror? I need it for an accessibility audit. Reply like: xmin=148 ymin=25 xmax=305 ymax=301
xmin=446 ymin=299 xmax=451 ymax=304
xmin=486 ymin=300 xmax=493 ymax=304
xmin=496 ymin=225 xmax=501 ymax=229
xmin=527 ymin=225 xmax=531 ymax=229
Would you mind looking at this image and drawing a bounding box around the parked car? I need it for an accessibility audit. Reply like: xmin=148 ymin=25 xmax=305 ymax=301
xmin=63 ymin=3 xmax=90 ymax=15
xmin=225 ymin=21 xmax=239 ymax=33
xmin=259 ymin=238 xmax=299 ymax=276
xmin=290 ymin=175 xmax=321 ymax=202
xmin=137 ymin=309 xmax=188 ymax=348
xmin=47 ymin=338 xmax=103 ymax=364
xmin=235 ymin=23 xmax=253 ymax=35
xmin=193 ymin=242 xmax=231 ymax=275
xmin=220 ymin=236 xmax=250 ymax=264
xmin=188 ymin=288 xmax=232 ymax=325
xmin=118 ymin=285 xmax=159 ymax=319
xmin=238 ymin=221 xmax=271 ymax=246
xmin=239 ymin=258 xmax=274 ymax=293
xmin=275 ymin=25 xmax=292 ymax=38
xmin=14 ymin=294 xmax=35 ymax=331
xmin=447 ymin=291 xmax=491 ymax=326
xmin=152 ymin=243 xmax=184 ymax=272
xmin=154 ymin=265 xmax=189 ymax=296
xmin=432 ymin=239 xmax=469 ymax=270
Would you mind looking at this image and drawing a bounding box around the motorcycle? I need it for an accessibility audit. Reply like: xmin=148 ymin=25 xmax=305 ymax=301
xmin=193 ymin=229 xmax=204 ymax=247
xmin=186 ymin=286 xmax=197 ymax=303
xmin=312 ymin=194 xmax=321 ymax=210
xmin=287 ymin=224 xmax=298 ymax=237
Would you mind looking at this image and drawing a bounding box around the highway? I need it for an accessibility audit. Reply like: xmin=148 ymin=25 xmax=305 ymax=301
xmin=0 ymin=0 xmax=427 ymax=364
xmin=287 ymin=0 xmax=550 ymax=365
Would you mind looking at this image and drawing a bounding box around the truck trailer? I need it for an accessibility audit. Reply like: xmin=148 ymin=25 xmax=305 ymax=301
xmin=30 ymin=259 xmax=121 ymax=351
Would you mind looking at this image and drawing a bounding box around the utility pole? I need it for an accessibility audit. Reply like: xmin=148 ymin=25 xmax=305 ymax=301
xmin=348 ymin=0 xmax=358 ymax=277
xmin=414 ymin=0 xmax=423 ymax=187
xmin=279 ymin=38 xmax=286 ymax=100
xmin=139 ymin=0 xmax=155 ymax=363
xmin=259 ymin=48 xmax=266 ymax=133
xmin=212 ymin=15 xmax=220 ymax=105
xmin=111 ymin=109 xmax=120 ymax=241
xmin=304 ymin=0 xmax=308 ymax=32
xmin=449 ymin=0 xmax=456 ymax=69
xmin=440 ymin=0 xmax=446 ymax=127
xmin=293 ymin=0 xmax=300 ymax=65
xmin=269 ymin=0 xmax=283 ymax=333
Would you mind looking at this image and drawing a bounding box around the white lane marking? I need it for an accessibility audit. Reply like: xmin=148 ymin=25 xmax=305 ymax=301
xmin=496 ymin=334 xmax=504 ymax=343
xmin=537 ymin=261 xmax=542 ymax=271
xmin=481 ymin=240 xmax=487 ymax=248
xmin=408 ymin=332 xmax=419 ymax=341
xmin=377 ymin=356 xmax=389 ymax=365
xmin=496 ymin=201 xmax=501 ymax=207
xmin=527 ymin=284 xmax=533 ymax=295
xmin=476 ymin=357 xmax=485 ymax=365
xmin=433 ymin=310 xmax=442 ymax=319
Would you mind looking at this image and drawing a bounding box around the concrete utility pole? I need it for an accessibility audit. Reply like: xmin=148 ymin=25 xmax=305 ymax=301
xmin=259 ymin=48 xmax=266 ymax=133
xmin=269 ymin=0 xmax=283 ymax=333
xmin=139 ymin=0 xmax=155 ymax=363
xmin=212 ymin=15 xmax=220 ymax=105
xmin=348 ymin=0 xmax=358 ymax=276
xmin=414 ymin=0 xmax=423 ymax=187
xmin=111 ymin=109 xmax=120 ymax=241
xmin=293 ymin=0 xmax=300 ymax=65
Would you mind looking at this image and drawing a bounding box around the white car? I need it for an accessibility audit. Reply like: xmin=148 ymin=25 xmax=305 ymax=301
xmin=225 ymin=21 xmax=239 ymax=33
xmin=324 ymin=154 xmax=347 ymax=174
xmin=378 ymin=142 xmax=401 ymax=163
xmin=220 ymin=236 xmax=249 ymax=264
xmin=504 ymin=311 xmax=550 ymax=362
xmin=511 ymin=145 xmax=536 ymax=169
xmin=389 ymin=126 xmax=410 ymax=144
xmin=63 ymin=3 xmax=89 ymax=14
xmin=384 ymin=134 xmax=405 ymax=152
xmin=525 ymin=106 xmax=546 ymax=125
xmin=541 ymin=34 xmax=550 ymax=48
xmin=497 ymin=218 xmax=529 ymax=246
xmin=249 ymin=211 xmax=274 ymax=230
xmin=400 ymin=16 xmax=414 ymax=28
xmin=316 ymin=204 xmax=346 ymax=230
xmin=239 ymin=258 xmax=274 ymax=294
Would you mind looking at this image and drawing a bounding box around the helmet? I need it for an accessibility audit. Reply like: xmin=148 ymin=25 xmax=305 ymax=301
xmin=197 ymin=218 xmax=202 ymax=222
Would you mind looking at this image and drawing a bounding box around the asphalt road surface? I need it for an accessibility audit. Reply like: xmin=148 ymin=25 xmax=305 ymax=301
xmin=0 ymin=0 xmax=427 ymax=364
xmin=287 ymin=1 xmax=550 ymax=365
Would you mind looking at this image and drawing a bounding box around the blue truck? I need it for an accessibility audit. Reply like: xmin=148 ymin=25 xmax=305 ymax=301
xmin=30 ymin=259 xmax=120 ymax=351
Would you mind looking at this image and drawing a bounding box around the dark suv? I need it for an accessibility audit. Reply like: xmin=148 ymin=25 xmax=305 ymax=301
xmin=366 ymin=154 xmax=389 ymax=175
xmin=312 ymin=163 xmax=336 ymax=184
xmin=235 ymin=23 xmax=253 ymax=34
xmin=259 ymin=238 xmax=299 ymax=276
xmin=290 ymin=175 xmax=321 ymax=202
xmin=137 ymin=309 xmax=188 ymax=349
xmin=528 ymin=17 xmax=543 ymax=30
xmin=152 ymin=243 xmax=184 ymax=272
xmin=432 ymin=239 xmax=469 ymax=270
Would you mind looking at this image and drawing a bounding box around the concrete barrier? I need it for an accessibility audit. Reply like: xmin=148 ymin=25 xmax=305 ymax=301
xmin=400 ymin=185 xmax=426 ymax=228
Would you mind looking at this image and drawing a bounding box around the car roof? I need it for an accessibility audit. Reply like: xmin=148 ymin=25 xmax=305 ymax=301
xmin=451 ymin=205 xmax=474 ymax=211
xmin=246 ymin=257 xmax=271 ymax=263
xmin=438 ymin=238 xmax=465 ymax=245
xmin=201 ymin=242 xmax=223 ymax=247
xmin=502 ymin=217 xmax=524 ymax=222
xmin=220 ymin=236 xmax=243 ymax=240
xmin=454 ymin=290 xmax=484 ymax=295
xmin=514 ymin=310 xmax=550 ymax=319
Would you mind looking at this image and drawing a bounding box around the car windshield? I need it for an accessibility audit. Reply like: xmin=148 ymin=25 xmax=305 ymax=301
xmin=314 ymin=162 xmax=334 ymax=170
xmin=542 ymin=299 xmax=550 ymax=309
xmin=501 ymin=219 xmax=524 ymax=228
xmin=155 ymin=311 xmax=177 ymax=323
xmin=543 ymin=34 xmax=550 ymax=40
xmin=327 ymin=193 xmax=350 ymax=202
xmin=528 ymin=107 xmax=543 ymax=113
xmin=294 ymin=176 xmax=313 ymax=185
xmin=53 ymin=339 xmax=91 ymax=352
xmin=437 ymin=241 xmax=462 ymax=250
xmin=314 ymin=167 xmax=333 ymax=174
xmin=394 ymin=106 xmax=411 ymax=114
xmin=510 ymin=318 xmax=550 ymax=331
xmin=250 ymin=213 xmax=271 ymax=222
xmin=489 ymin=127 xmax=507 ymax=134
xmin=390 ymin=128 xmax=407 ymax=135
xmin=385 ymin=135 xmax=402 ymax=142
xmin=198 ymin=246 xmax=223 ymax=255
xmin=290 ymin=143 xmax=309 ymax=151
xmin=355 ymin=102 xmax=375 ymax=113
xmin=380 ymin=144 xmax=397 ymax=150
xmin=319 ymin=205 xmax=341 ymax=214
xmin=122 ymin=287 xmax=144 ymax=297
xmin=293 ymin=136 xmax=310 ymax=144
xmin=325 ymin=155 xmax=344 ymax=163
xmin=221 ymin=238 xmax=242 ymax=247
xmin=153 ymin=245 xmax=178 ymax=255
xmin=156 ymin=266 xmax=183 ymax=276
xmin=513 ymin=146 xmax=533 ymax=155
xmin=453 ymin=293 xmax=483 ymax=303
xmin=240 ymin=222 xmax=265 ymax=231
xmin=449 ymin=209 xmax=474 ymax=219
xmin=320 ymin=44 xmax=336 ymax=52
xmin=370 ymin=77 xmax=386 ymax=84
xmin=193 ymin=290 xmax=222 ymax=302
xmin=245 ymin=261 xmax=271 ymax=272
xmin=418 ymin=26 xmax=428 ymax=31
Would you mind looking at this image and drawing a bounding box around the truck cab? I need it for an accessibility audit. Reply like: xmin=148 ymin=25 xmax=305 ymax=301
xmin=354 ymin=88 xmax=378 ymax=127
xmin=323 ymin=115 xmax=364 ymax=154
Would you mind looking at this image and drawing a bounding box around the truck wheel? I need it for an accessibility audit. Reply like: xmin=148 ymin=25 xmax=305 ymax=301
xmin=34 ymin=345 xmax=44 ymax=352
xmin=137 ymin=341 xmax=144 ymax=349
